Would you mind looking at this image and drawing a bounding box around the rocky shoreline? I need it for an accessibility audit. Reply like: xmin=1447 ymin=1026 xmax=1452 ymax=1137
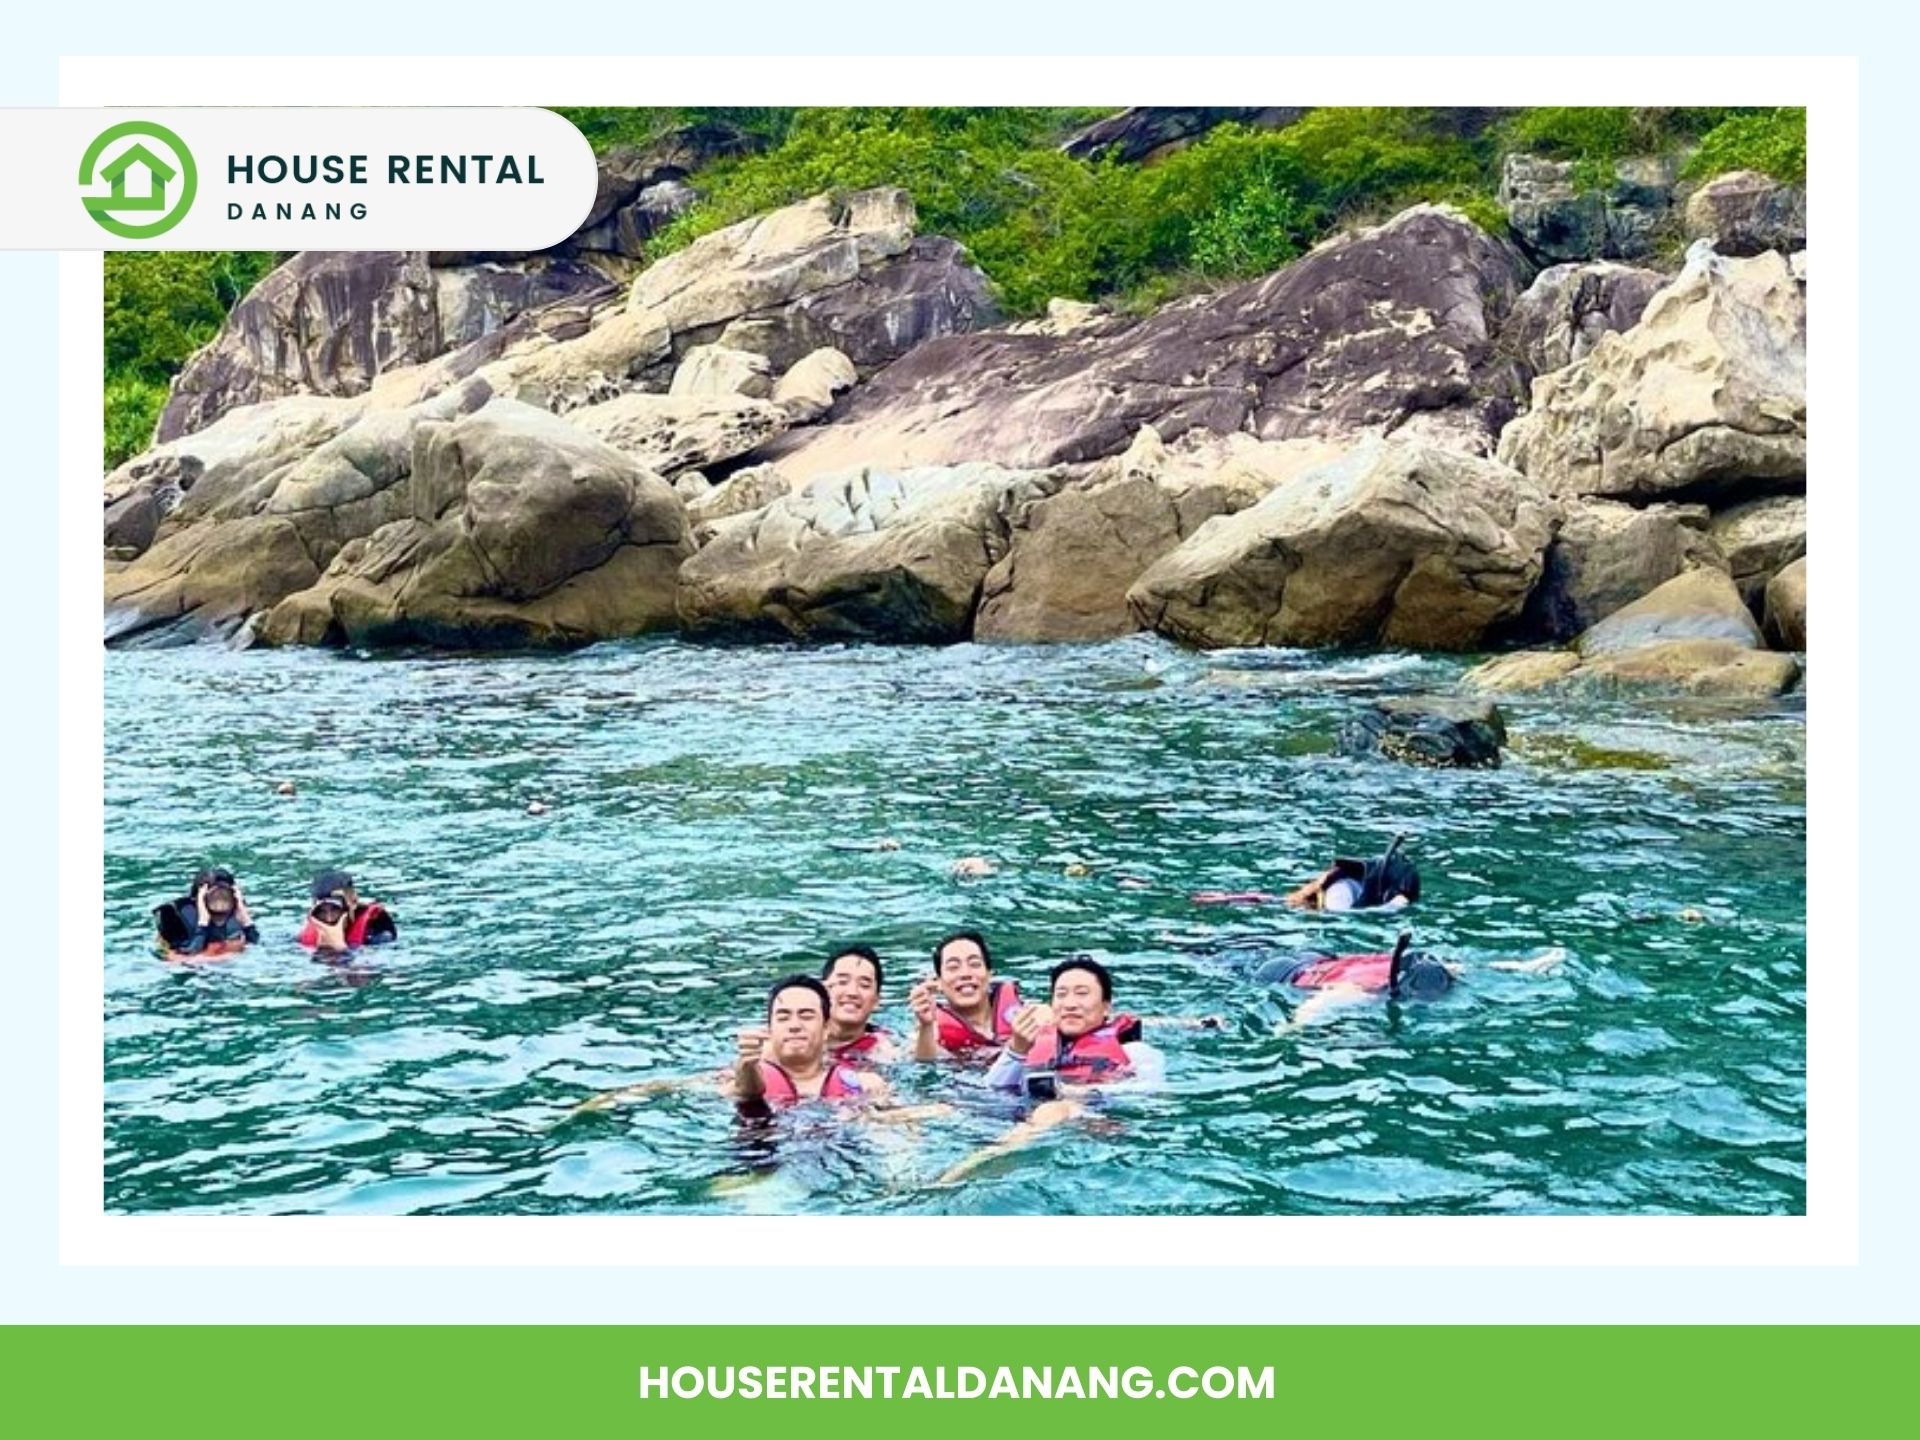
xmin=102 ymin=127 xmax=1807 ymax=700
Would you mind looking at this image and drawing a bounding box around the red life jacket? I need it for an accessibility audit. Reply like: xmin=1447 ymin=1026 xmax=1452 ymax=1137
xmin=298 ymin=901 xmax=392 ymax=951
xmin=1286 ymin=952 xmax=1395 ymax=991
xmin=1023 ymin=1013 xmax=1142 ymax=1083
xmin=935 ymin=980 xmax=1022 ymax=1053
xmin=756 ymin=1059 xmax=865 ymax=1106
xmin=162 ymin=937 xmax=247 ymax=963
xmin=831 ymin=1025 xmax=892 ymax=1063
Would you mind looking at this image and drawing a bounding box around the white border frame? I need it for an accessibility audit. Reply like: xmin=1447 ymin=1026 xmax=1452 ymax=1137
xmin=60 ymin=55 xmax=1858 ymax=1267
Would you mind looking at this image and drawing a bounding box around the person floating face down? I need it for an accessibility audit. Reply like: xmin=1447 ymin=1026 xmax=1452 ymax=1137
xmin=820 ymin=945 xmax=904 ymax=1064
xmin=1258 ymin=931 xmax=1566 ymax=1033
xmin=153 ymin=866 xmax=260 ymax=959
xmin=909 ymin=930 xmax=1023 ymax=1061
xmin=298 ymin=869 xmax=398 ymax=956
xmin=728 ymin=975 xmax=888 ymax=1110
xmin=1285 ymin=835 xmax=1422 ymax=912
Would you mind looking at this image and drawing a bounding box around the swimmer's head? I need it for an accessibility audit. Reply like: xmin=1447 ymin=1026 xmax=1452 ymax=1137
xmin=1048 ymin=955 xmax=1113 ymax=1038
xmin=1392 ymin=950 xmax=1455 ymax=1001
xmin=821 ymin=945 xmax=883 ymax=1026
xmin=933 ymin=930 xmax=992 ymax=1006
xmin=765 ymin=974 xmax=832 ymax=1063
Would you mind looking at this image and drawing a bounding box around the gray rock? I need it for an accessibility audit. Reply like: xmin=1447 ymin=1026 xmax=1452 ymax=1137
xmin=1709 ymin=494 xmax=1806 ymax=611
xmin=1499 ymin=153 xmax=1678 ymax=265
xmin=1518 ymin=499 xmax=1720 ymax=641
xmin=1576 ymin=568 xmax=1763 ymax=658
xmin=766 ymin=205 xmax=1532 ymax=485
xmin=1127 ymin=439 xmax=1556 ymax=652
xmin=1499 ymin=251 xmax=1805 ymax=503
xmin=158 ymin=252 xmax=607 ymax=441
xmin=1683 ymin=170 xmax=1807 ymax=257
xmin=1502 ymin=261 xmax=1667 ymax=378
xmin=1763 ymin=556 xmax=1807 ymax=650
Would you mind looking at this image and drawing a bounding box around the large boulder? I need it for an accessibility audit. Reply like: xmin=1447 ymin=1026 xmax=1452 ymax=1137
xmin=103 ymin=387 xmax=489 ymax=642
xmin=103 ymin=394 xmax=366 ymax=556
xmin=1764 ymin=556 xmax=1807 ymax=650
xmin=1126 ymin=439 xmax=1557 ymax=651
xmin=714 ymin=236 xmax=1002 ymax=376
xmin=1683 ymin=170 xmax=1807 ymax=257
xmin=1709 ymin=494 xmax=1806 ymax=611
xmin=255 ymin=401 xmax=690 ymax=649
xmin=157 ymin=252 xmax=608 ymax=441
xmin=1577 ymin=568 xmax=1763 ymax=657
xmin=976 ymin=430 xmax=1344 ymax=643
xmin=772 ymin=348 xmax=857 ymax=422
xmin=765 ymin=205 xmax=1532 ymax=484
xmin=669 ymin=344 xmax=773 ymax=399
xmin=1501 ymin=261 xmax=1667 ymax=378
xmin=1498 ymin=250 xmax=1805 ymax=503
xmin=562 ymin=392 xmax=793 ymax=478
xmin=1466 ymin=566 xmax=1799 ymax=699
xmin=1498 ymin=154 xmax=1678 ymax=265
xmin=1517 ymin=499 xmax=1720 ymax=641
xmin=677 ymin=462 xmax=1056 ymax=642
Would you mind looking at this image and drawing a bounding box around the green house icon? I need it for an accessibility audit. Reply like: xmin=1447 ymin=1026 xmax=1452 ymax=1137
xmin=79 ymin=120 xmax=198 ymax=239
xmin=96 ymin=142 xmax=178 ymax=213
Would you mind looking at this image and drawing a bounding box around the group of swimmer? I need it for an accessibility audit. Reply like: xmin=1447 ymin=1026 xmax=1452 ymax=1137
xmin=151 ymin=867 xmax=396 ymax=959
xmin=148 ymin=837 xmax=1561 ymax=1183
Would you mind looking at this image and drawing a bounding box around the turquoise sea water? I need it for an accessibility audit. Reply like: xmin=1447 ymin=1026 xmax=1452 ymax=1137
xmin=103 ymin=638 xmax=1806 ymax=1215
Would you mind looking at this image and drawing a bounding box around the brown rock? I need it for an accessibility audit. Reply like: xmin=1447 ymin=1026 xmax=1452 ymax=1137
xmin=1127 ymin=440 xmax=1556 ymax=651
xmin=1499 ymin=251 xmax=1805 ymax=503
xmin=1763 ymin=556 xmax=1807 ymax=650
xmin=1576 ymin=568 xmax=1763 ymax=658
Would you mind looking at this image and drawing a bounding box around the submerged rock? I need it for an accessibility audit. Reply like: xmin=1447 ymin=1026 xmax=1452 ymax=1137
xmin=1339 ymin=696 xmax=1507 ymax=769
xmin=1577 ymin=568 xmax=1763 ymax=658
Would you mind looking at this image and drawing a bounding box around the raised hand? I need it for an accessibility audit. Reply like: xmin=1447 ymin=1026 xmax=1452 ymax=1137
xmin=1007 ymin=1003 xmax=1052 ymax=1057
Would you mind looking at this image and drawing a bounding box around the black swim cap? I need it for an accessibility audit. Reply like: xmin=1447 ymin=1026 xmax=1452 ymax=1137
xmin=311 ymin=869 xmax=354 ymax=900
xmin=1394 ymin=953 xmax=1454 ymax=1000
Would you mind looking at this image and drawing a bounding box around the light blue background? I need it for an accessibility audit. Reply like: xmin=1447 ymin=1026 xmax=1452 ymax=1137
xmin=5 ymin=3 xmax=1905 ymax=1323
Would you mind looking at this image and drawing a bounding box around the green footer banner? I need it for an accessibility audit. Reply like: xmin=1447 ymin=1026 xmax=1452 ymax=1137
xmin=7 ymin=1326 xmax=1916 ymax=1435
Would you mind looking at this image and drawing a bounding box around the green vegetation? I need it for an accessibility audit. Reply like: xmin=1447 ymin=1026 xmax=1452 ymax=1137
xmin=1683 ymin=107 xmax=1806 ymax=184
xmin=102 ymin=250 xmax=279 ymax=467
xmin=105 ymin=107 xmax=1805 ymax=468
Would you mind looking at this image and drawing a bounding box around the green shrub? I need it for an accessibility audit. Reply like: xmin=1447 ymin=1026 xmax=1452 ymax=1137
xmin=1684 ymin=107 xmax=1806 ymax=183
xmin=102 ymin=250 xmax=278 ymax=466
xmin=103 ymin=374 xmax=169 ymax=470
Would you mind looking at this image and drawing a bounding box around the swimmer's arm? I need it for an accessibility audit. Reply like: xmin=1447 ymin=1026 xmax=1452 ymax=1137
xmin=862 ymin=1102 xmax=956 ymax=1127
xmin=908 ymin=980 xmax=942 ymax=1062
xmin=1278 ymin=986 xmax=1368 ymax=1033
xmin=568 ymin=1075 xmax=695 ymax=1118
xmin=983 ymin=1049 xmax=1027 ymax=1092
xmin=1487 ymin=947 xmax=1568 ymax=975
xmin=912 ymin=1023 xmax=941 ymax=1062
xmin=1139 ymin=1015 xmax=1226 ymax=1031
xmin=936 ymin=1099 xmax=1083 ymax=1186
xmin=732 ymin=1058 xmax=766 ymax=1104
